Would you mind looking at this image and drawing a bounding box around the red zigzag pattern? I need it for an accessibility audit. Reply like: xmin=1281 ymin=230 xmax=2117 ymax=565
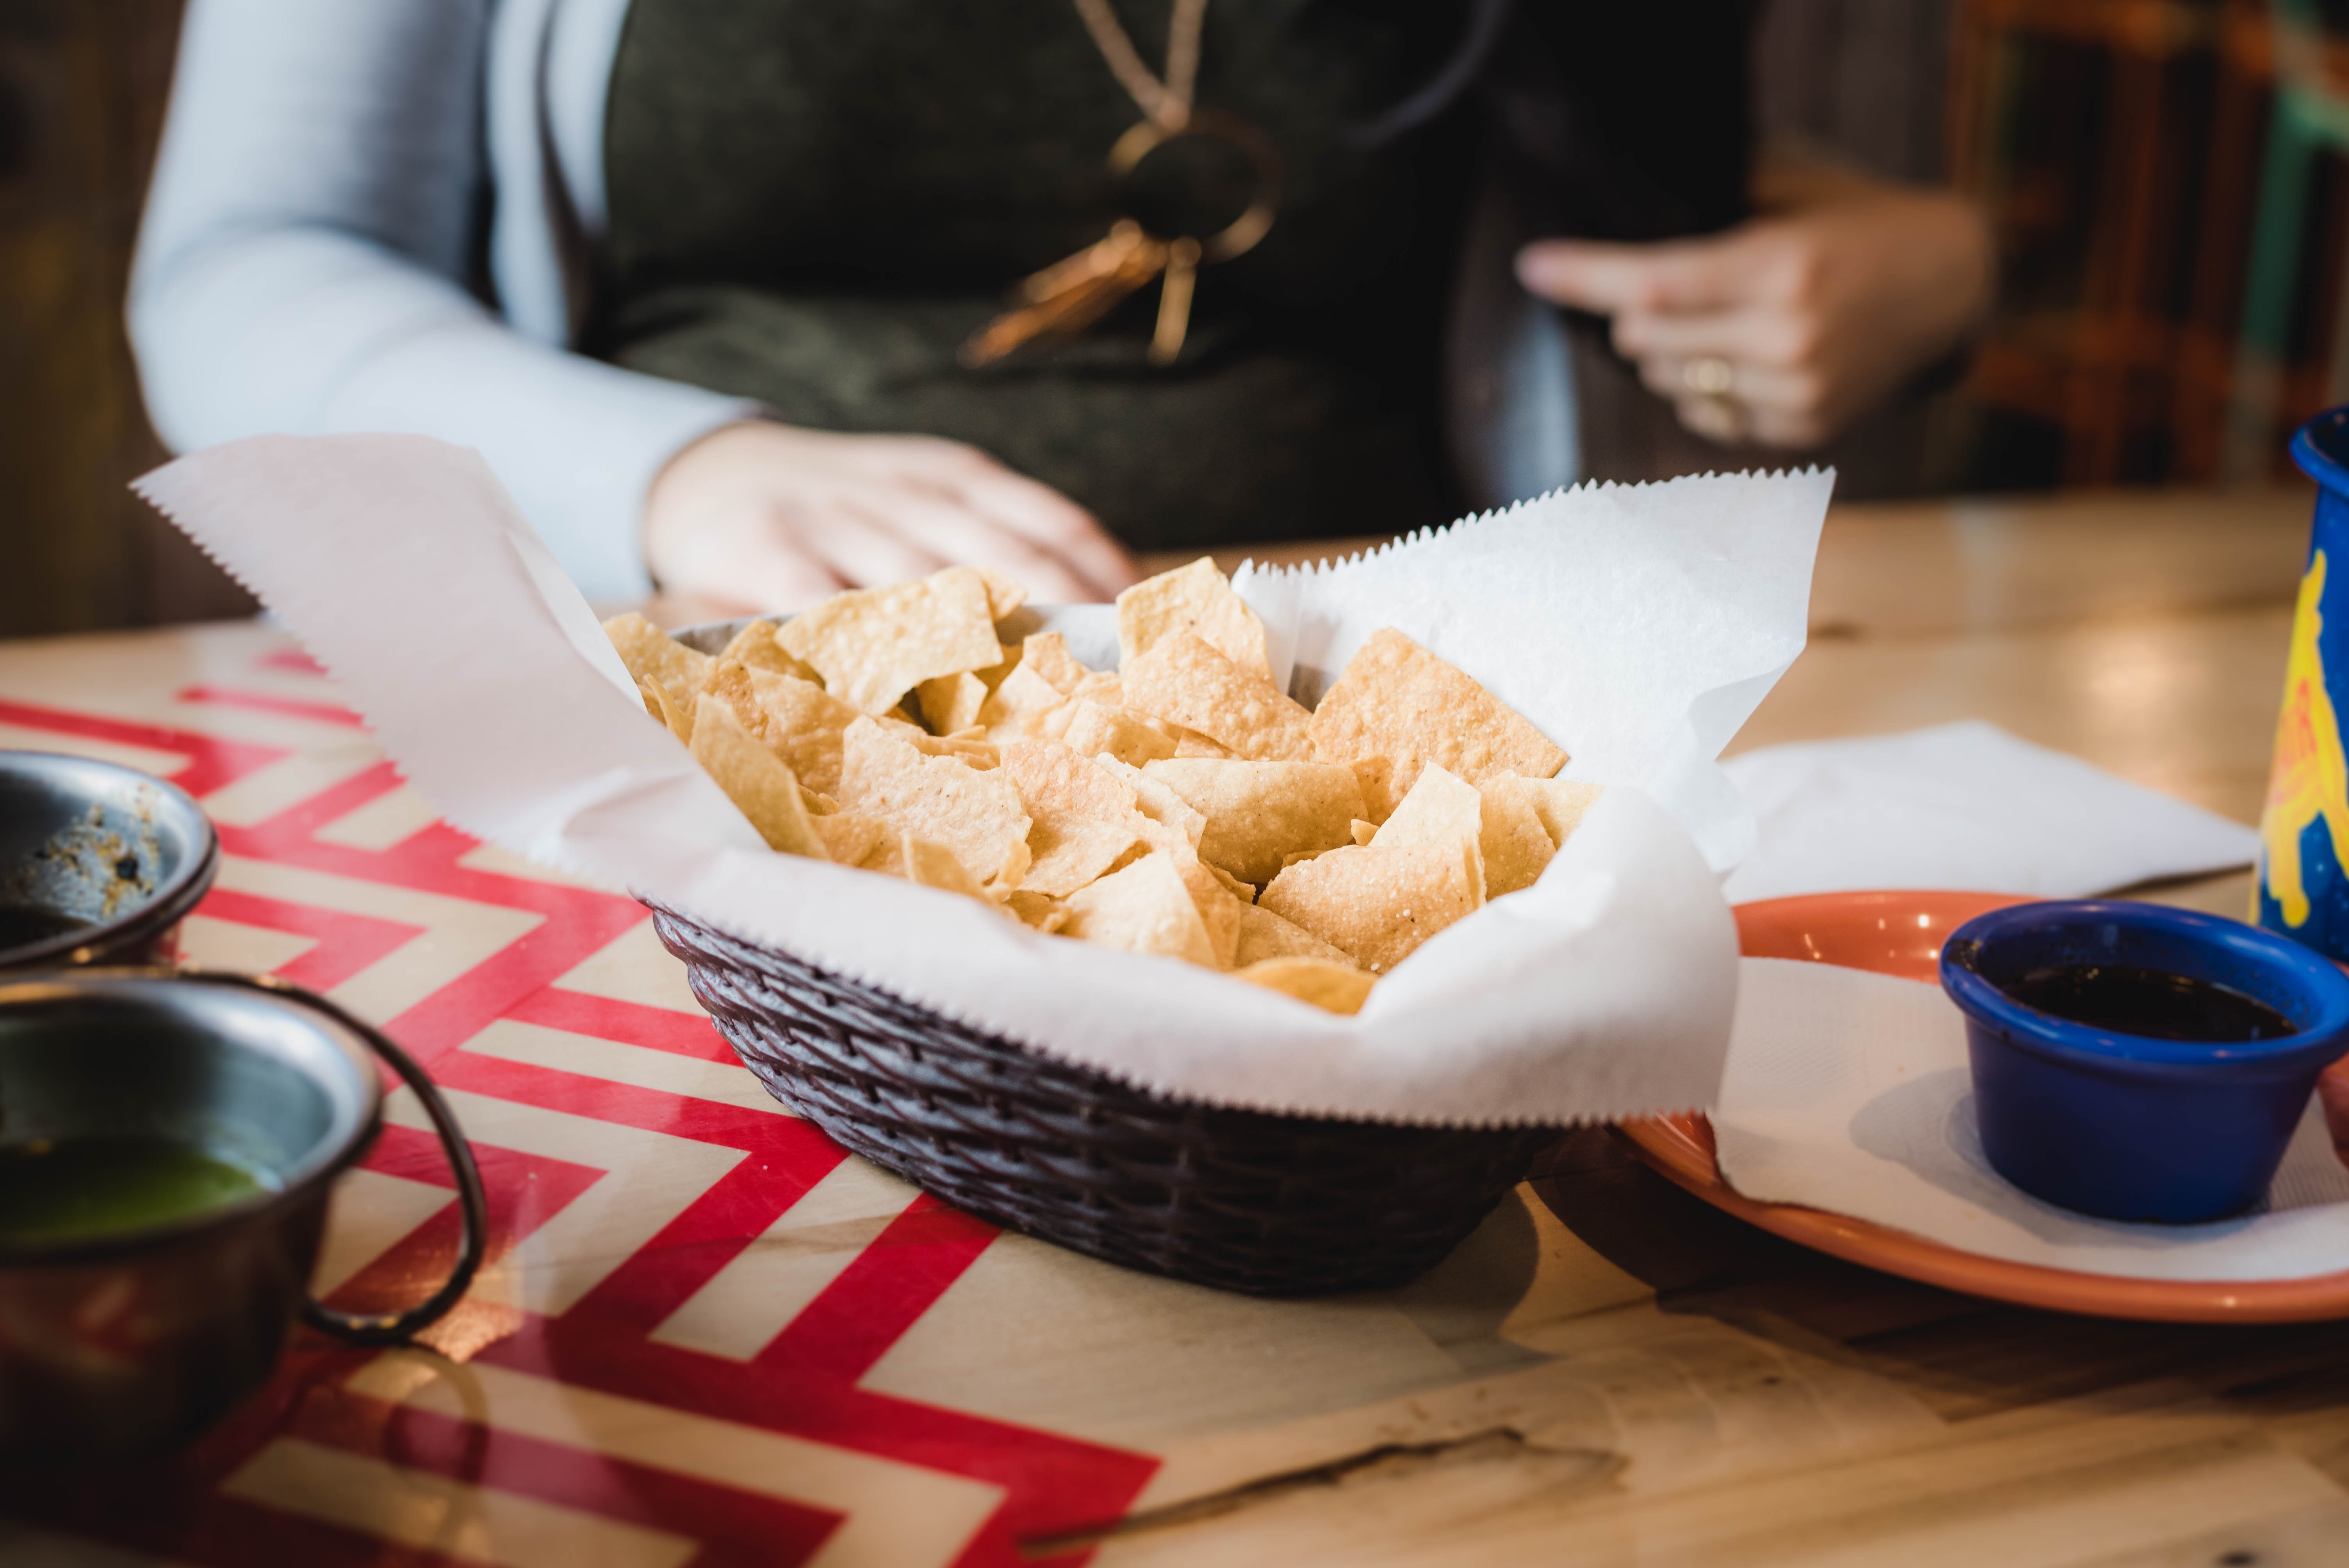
xmin=0 ymin=676 xmax=1158 ymax=1566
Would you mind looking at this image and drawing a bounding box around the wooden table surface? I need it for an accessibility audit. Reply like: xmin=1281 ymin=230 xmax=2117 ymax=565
xmin=7 ymin=486 xmax=2347 ymax=1568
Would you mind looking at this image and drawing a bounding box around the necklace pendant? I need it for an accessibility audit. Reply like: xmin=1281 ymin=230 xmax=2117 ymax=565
xmin=1016 ymin=221 xmax=1148 ymax=306
xmin=961 ymin=225 xmax=1169 ymax=368
xmin=1149 ymin=237 xmax=1201 ymax=366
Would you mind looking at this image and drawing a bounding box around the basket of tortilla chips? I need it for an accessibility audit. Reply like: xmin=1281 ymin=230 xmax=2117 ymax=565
xmin=607 ymin=558 xmax=1599 ymax=1295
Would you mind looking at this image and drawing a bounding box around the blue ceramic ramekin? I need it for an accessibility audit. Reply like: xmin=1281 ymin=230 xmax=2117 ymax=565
xmin=1940 ymin=900 xmax=2349 ymax=1223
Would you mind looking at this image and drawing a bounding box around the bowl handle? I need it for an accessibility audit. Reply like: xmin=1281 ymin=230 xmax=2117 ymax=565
xmin=163 ymin=969 xmax=490 ymax=1345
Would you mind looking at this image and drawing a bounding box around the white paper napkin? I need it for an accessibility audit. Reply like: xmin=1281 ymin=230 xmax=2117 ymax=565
xmin=1720 ymin=721 xmax=2259 ymax=905
xmin=132 ymin=436 xmax=1838 ymax=1127
xmin=1715 ymin=957 xmax=2349 ymax=1282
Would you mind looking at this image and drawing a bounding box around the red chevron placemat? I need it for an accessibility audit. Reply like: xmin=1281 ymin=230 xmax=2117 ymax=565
xmin=0 ymin=625 xmax=1157 ymax=1567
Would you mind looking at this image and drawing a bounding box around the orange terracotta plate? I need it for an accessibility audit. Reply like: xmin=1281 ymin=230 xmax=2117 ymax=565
xmin=1618 ymin=890 xmax=2349 ymax=1323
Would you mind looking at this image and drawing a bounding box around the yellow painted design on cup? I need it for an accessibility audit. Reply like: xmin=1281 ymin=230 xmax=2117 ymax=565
xmin=2261 ymin=549 xmax=2349 ymax=927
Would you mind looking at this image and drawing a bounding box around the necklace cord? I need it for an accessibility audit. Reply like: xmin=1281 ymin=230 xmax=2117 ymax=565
xmin=1071 ymin=0 xmax=1207 ymax=130
xmin=1343 ymin=0 xmax=1513 ymax=148
xmin=961 ymin=0 xmax=1253 ymax=367
xmin=1163 ymin=0 xmax=1206 ymax=118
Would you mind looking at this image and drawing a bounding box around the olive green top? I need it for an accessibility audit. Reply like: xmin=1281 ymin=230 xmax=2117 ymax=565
xmin=597 ymin=0 xmax=1475 ymax=549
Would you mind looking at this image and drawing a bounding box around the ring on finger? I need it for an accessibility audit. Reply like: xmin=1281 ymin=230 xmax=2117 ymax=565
xmin=1680 ymin=355 xmax=1738 ymax=398
xmin=1680 ymin=391 xmax=1751 ymax=446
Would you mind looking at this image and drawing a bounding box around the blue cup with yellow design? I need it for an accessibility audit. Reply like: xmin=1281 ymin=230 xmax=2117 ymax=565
xmin=2260 ymin=406 xmax=2349 ymax=953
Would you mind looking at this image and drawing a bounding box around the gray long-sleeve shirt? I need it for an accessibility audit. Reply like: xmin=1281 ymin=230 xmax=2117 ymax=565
xmin=131 ymin=0 xmax=757 ymax=602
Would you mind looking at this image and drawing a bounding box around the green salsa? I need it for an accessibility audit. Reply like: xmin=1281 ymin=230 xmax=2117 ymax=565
xmin=0 ymin=1136 xmax=273 ymax=1244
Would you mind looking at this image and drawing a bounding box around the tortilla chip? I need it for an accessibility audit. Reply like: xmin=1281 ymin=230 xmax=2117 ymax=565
xmin=1233 ymin=902 xmax=1356 ymax=969
xmin=1307 ymin=629 xmax=1567 ymax=811
xmin=978 ymin=663 xmax=1068 ymax=740
xmin=975 ymin=643 xmax=1019 ymax=689
xmin=905 ymin=836 xmax=992 ymax=899
xmin=699 ymin=661 xmax=859 ymax=796
xmin=837 ymin=718 xmax=1033 ymax=887
xmin=1169 ymin=853 xmax=1249 ymax=969
xmin=1069 ymin=670 xmax=1123 ymax=705
xmin=1371 ymin=763 xmax=1482 ymax=847
xmin=1062 ymin=852 xmax=1217 ymax=968
xmin=1371 ymin=764 xmax=1488 ymax=903
xmin=813 ymin=812 xmax=889 ymax=868
xmin=1204 ymin=859 xmax=1258 ymax=905
xmin=1100 ymin=757 xmax=1206 ymax=848
xmin=1077 ymin=762 xmax=1246 ymax=962
xmin=1084 ymin=842 xmax=1232 ymax=961
xmin=720 ymin=621 xmax=822 ymax=683
xmin=900 ymin=730 xmax=999 ymax=767
xmin=1121 ymin=632 xmax=1312 ymax=762
xmin=1348 ymin=755 xmax=1397 ymax=823
xmin=864 ymin=830 xmax=994 ymax=904
xmin=604 ymin=613 xmax=711 ymax=725
xmin=800 ymin=785 xmax=838 ymax=815
xmin=1005 ymin=888 xmax=1071 ymax=933
xmin=689 ymin=697 xmax=827 ymax=859
xmin=1116 ymin=557 xmax=1272 ymax=679
xmin=1236 ymin=957 xmax=1375 ymax=1016
xmin=916 ymin=670 xmax=989 ymax=735
xmin=639 ymin=677 xmax=693 ymax=742
xmin=976 ymin=568 xmax=1027 ymax=621
xmin=1060 ymin=700 xmax=1178 ymax=767
xmin=1350 ymin=819 xmax=1376 ymax=847
xmin=1000 ymin=739 xmax=1151 ymax=898
xmin=1042 ymin=674 xmax=1123 ymax=743
xmin=1142 ymin=759 xmax=1366 ymax=886
xmin=1478 ymin=775 xmax=1562 ymax=896
xmin=776 ymin=565 xmax=1003 ymax=714
xmin=1520 ymin=778 xmax=1607 ymax=847
xmin=1258 ymin=840 xmax=1483 ymax=974
xmin=1174 ymin=729 xmax=1234 ymax=759
xmin=1019 ymin=632 xmax=1092 ymax=697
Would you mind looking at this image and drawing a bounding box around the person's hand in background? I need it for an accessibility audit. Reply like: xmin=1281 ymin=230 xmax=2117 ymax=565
xmin=1514 ymin=159 xmax=1994 ymax=449
xmin=644 ymin=421 xmax=1141 ymax=612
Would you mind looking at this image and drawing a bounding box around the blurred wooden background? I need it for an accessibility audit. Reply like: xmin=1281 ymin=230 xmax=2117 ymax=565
xmin=1952 ymin=0 xmax=2349 ymax=486
xmin=1 ymin=0 xmax=2345 ymax=639
xmin=0 ymin=0 xmax=251 ymax=640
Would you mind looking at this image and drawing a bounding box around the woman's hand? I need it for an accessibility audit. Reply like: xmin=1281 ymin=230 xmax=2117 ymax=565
xmin=1513 ymin=161 xmax=1994 ymax=449
xmin=643 ymin=422 xmax=1141 ymax=611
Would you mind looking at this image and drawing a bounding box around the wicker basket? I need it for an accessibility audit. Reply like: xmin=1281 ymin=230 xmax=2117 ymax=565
xmin=648 ymin=901 xmax=1563 ymax=1295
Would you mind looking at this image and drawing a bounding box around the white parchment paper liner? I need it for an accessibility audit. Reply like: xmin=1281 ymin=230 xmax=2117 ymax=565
xmin=136 ymin=435 xmax=1832 ymax=1127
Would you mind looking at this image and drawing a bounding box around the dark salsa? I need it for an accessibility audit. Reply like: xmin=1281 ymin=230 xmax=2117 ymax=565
xmin=0 ymin=904 xmax=89 ymax=954
xmin=2000 ymin=964 xmax=2297 ymax=1044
